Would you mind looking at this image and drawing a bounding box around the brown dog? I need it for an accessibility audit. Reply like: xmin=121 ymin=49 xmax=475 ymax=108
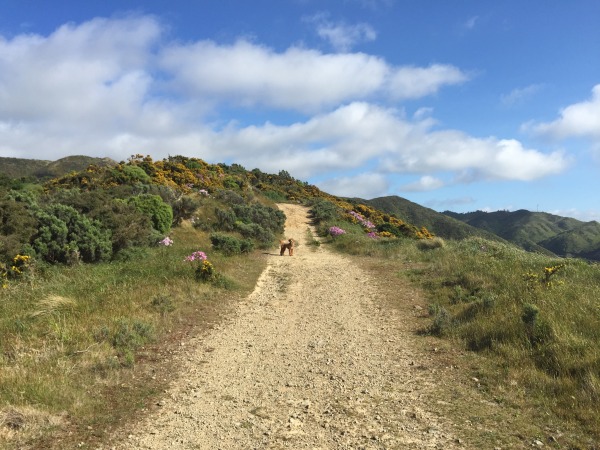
xmin=280 ymin=238 xmax=294 ymax=256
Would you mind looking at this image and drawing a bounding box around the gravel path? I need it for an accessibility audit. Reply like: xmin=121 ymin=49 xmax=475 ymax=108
xmin=113 ymin=204 xmax=463 ymax=449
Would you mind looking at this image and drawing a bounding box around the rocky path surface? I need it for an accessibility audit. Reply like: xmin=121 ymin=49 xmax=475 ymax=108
xmin=113 ymin=204 xmax=464 ymax=449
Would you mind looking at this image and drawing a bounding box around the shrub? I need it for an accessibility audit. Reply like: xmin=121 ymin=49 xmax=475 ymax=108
xmin=31 ymin=204 xmax=112 ymax=263
xmin=309 ymin=200 xmax=340 ymax=224
xmin=210 ymin=232 xmax=254 ymax=255
xmin=91 ymin=200 xmax=154 ymax=255
xmin=171 ymin=195 xmax=201 ymax=226
xmin=127 ymin=194 xmax=173 ymax=234
xmin=232 ymin=203 xmax=285 ymax=235
xmin=215 ymin=207 xmax=237 ymax=231
xmin=234 ymin=221 xmax=274 ymax=248
xmin=0 ymin=198 xmax=37 ymax=264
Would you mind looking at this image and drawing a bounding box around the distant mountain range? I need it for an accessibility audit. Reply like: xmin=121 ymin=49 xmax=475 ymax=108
xmin=0 ymin=155 xmax=116 ymax=179
xmin=357 ymin=196 xmax=600 ymax=261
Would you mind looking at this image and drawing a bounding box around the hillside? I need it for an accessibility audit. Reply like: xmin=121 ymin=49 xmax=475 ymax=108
xmin=0 ymin=155 xmax=116 ymax=179
xmin=445 ymin=209 xmax=600 ymax=260
xmin=353 ymin=195 xmax=506 ymax=243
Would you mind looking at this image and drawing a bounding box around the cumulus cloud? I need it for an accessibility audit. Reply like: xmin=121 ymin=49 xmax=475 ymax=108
xmin=160 ymin=40 xmax=468 ymax=112
xmin=525 ymin=84 xmax=600 ymax=140
xmin=205 ymin=103 xmax=569 ymax=185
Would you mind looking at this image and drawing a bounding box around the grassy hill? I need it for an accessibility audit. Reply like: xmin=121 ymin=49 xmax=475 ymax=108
xmin=445 ymin=209 xmax=600 ymax=260
xmin=353 ymin=195 xmax=507 ymax=242
xmin=0 ymin=155 xmax=116 ymax=179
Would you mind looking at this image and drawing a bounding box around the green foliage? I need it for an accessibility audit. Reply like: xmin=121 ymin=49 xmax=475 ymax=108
xmin=0 ymin=198 xmax=37 ymax=264
xmin=127 ymin=194 xmax=173 ymax=234
xmin=31 ymin=204 xmax=112 ymax=263
xmin=308 ymin=199 xmax=340 ymax=224
xmin=210 ymin=232 xmax=254 ymax=255
xmin=171 ymin=195 xmax=201 ymax=226
xmin=111 ymin=164 xmax=151 ymax=184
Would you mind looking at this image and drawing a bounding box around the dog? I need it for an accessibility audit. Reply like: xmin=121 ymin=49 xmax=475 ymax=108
xmin=280 ymin=238 xmax=294 ymax=256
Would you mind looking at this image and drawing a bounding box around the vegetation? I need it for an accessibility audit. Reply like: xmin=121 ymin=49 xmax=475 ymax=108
xmin=446 ymin=208 xmax=600 ymax=261
xmin=322 ymin=230 xmax=600 ymax=447
xmin=1 ymin=153 xmax=599 ymax=448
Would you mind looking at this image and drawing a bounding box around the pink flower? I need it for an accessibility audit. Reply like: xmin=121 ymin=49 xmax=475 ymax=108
xmin=329 ymin=226 xmax=346 ymax=237
xmin=159 ymin=237 xmax=173 ymax=246
xmin=184 ymin=251 xmax=207 ymax=262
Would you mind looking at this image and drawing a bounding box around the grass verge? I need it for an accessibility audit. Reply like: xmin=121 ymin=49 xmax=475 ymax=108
xmin=0 ymin=220 xmax=268 ymax=449
xmin=322 ymin=227 xmax=600 ymax=448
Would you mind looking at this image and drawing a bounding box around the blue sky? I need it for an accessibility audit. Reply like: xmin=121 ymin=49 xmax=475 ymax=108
xmin=1 ymin=1 xmax=599 ymax=220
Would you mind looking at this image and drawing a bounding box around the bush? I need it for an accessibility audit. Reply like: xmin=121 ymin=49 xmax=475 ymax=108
xmin=171 ymin=195 xmax=201 ymax=226
xmin=308 ymin=200 xmax=340 ymax=224
xmin=127 ymin=194 xmax=173 ymax=234
xmin=232 ymin=203 xmax=285 ymax=235
xmin=31 ymin=204 xmax=112 ymax=263
xmin=210 ymin=232 xmax=254 ymax=255
xmin=0 ymin=198 xmax=37 ymax=264
xmin=234 ymin=222 xmax=275 ymax=248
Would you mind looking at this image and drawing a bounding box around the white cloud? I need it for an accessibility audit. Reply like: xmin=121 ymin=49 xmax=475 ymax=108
xmin=526 ymin=84 xmax=600 ymax=140
xmin=501 ymin=84 xmax=545 ymax=107
xmin=388 ymin=64 xmax=469 ymax=100
xmin=401 ymin=175 xmax=445 ymax=192
xmin=0 ymin=15 xmax=567 ymax=199
xmin=317 ymin=172 xmax=389 ymax=198
xmin=160 ymin=39 xmax=390 ymax=112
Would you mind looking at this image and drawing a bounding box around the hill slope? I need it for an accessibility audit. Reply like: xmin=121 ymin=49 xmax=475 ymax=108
xmin=445 ymin=209 xmax=600 ymax=260
xmin=353 ymin=195 xmax=506 ymax=243
xmin=0 ymin=155 xmax=116 ymax=179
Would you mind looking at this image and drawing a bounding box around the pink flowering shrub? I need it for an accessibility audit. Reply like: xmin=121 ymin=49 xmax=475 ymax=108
xmin=349 ymin=210 xmax=375 ymax=230
xmin=184 ymin=251 xmax=207 ymax=262
xmin=329 ymin=226 xmax=346 ymax=237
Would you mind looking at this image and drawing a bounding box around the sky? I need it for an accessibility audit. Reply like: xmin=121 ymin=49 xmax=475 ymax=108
xmin=0 ymin=1 xmax=599 ymax=221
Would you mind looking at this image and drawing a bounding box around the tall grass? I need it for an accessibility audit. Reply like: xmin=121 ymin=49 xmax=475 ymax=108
xmin=0 ymin=220 xmax=267 ymax=449
xmin=322 ymin=224 xmax=600 ymax=444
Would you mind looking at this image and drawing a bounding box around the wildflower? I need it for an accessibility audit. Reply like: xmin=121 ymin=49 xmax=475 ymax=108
xmin=329 ymin=226 xmax=346 ymax=237
xmin=159 ymin=237 xmax=174 ymax=246
xmin=184 ymin=251 xmax=207 ymax=262
xmin=367 ymin=231 xmax=378 ymax=239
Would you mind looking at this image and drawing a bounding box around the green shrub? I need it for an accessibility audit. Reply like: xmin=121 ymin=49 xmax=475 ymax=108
xmin=210 ymin=232 xmax=254 ymax=255
xmin=232 ymin=203 xmax=285 ymax=235
xmin=0 ymin=198 xmax=37 ymax=264
xmin=127 ymin=194 xmax=173 ymax=234
xmin=215 ymin=207 xmax=237 ymax=231
xmin=308 ymin=199 xmax=340 ymax=224
xmin=31 ymin=204 xmax=112 ymax=263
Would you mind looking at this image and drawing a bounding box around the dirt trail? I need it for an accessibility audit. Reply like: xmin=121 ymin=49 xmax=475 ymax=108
xmin=113 ymin=204 xmax=464 ymax=449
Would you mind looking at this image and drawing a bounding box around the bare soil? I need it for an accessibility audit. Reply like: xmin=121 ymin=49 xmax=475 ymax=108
xmin=105 ymin=204 xmax=528 ymax=449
